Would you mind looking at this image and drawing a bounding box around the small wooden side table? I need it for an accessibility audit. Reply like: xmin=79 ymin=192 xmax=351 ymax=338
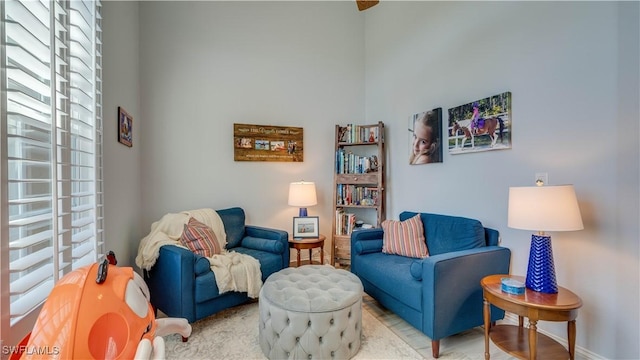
xmin=481 ymin=274 xmax=582 ymax=360
xmin=289 ymin=234 xmax=325 ymax=267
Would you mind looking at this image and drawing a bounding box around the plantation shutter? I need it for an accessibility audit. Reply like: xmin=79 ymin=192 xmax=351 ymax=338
xmin=68 ymin=0 xmax=103 ymax=268
xmin=1 ymin=0 xmax=103 ymax=343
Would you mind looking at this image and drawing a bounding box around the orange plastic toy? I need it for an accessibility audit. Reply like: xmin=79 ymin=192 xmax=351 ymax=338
xmin=20 ymin=261 xmax=157 ymax=359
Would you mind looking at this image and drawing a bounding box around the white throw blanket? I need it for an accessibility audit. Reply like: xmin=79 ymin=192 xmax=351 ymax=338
xmin=135 ymin=208 xmax=262 ymax=298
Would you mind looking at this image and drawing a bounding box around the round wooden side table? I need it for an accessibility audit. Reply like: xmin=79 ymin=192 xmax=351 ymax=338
xmin=288 ymin=234 xmax=325 ymax=267
xmin=481 ymin=274 xmax=582 ymax=360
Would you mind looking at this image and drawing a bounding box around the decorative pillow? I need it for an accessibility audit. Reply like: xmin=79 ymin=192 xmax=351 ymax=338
xmin=381 ymin=214 xmax=429 ymax=258
xmin=180 ymin=217 xmax=221 ymax=257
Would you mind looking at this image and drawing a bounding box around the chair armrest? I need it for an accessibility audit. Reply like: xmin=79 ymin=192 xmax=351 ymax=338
xmin=419 ymin=246 xmax=511 ymax=340
xmin=144 ymin=245 xmax=199 ymax=323
xmin=351 ymin=228 xmax=384 ymax=243
xmin=485 ymin=227 xmax=500 ymax=246
xmin=241 ymin=236 xmax=285 ymax=254
xmin=351 ymin=228 xmax=384 ymax=255
xmin=244 ymin=225 xmax=289 ymax=267
xmin=351 ymin=229 xmax=384 ymax=274
xmin=245 ymin=225 xmax=288 ymax=241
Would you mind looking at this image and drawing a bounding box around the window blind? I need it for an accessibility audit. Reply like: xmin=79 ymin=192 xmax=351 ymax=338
xmin=1 ymin=0 xmax=102 ymax=342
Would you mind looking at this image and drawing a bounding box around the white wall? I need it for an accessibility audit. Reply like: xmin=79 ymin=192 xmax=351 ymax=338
xmin=100 ymin=1 xmax=639 ymax=358
xmin=137 ymin=1 xmax=365 ymax=245
xmin=364 ymin=2 xmax=639 ymax=359
xmin=102 ymin=1 xmax=143 ymax=268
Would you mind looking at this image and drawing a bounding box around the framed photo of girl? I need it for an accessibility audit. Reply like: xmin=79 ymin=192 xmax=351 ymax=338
xmin=409 ymin=107 xmax=443 ymax=165
xmin=118 ymin=106 xmax=133 ymax=147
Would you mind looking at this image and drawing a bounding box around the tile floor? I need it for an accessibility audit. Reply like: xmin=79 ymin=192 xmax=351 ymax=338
xmin=362 ymin=294 xmax=588 ymax=360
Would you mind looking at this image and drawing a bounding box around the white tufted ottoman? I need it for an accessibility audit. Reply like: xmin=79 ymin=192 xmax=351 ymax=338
xmin=259 ymin=265 xmax=364 ymax=360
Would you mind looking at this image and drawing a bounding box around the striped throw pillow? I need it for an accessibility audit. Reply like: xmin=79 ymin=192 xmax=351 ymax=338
xmin=381 ymin=214 xmax=429 ymax=258
xmin=180 ymin=217 xmax=222 ymax=257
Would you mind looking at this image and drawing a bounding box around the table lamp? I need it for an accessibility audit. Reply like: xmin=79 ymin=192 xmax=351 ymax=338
xmin=507 ymin=184 xmax=583 ymax=293
xmin=288 ymin=181 xmax=317 ymax=217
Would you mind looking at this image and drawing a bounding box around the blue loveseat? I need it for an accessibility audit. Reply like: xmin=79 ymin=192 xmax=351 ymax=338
xmin=351 ymin=211 xmax=511 ymax=358
xmin=144 ymin=207 xmax=289 ymax=323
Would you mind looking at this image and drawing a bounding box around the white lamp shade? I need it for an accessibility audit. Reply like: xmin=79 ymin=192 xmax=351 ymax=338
xmin=508 ymin=185 xmax=584 ymax=232
xmin=288 ymin=181 xmax=317 ymax=207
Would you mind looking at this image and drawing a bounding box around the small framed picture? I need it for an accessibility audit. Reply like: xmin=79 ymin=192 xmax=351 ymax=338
xmin=118 ymin=106 xmax=133 ymax=147
xmin=293 ymin=216 xmax=319 ymax=238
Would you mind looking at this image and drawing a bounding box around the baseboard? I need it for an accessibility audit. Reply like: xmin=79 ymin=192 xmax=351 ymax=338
xmin=501 ymin=313 xmax=603 ymax=359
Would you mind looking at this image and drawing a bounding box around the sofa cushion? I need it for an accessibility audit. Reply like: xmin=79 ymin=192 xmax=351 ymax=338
xmin=381 ymin=214 xmax=429 ymax=258
xmin=179 ymin=217 xmax=221 ymax=257
xmin=232 ymin=247 xmax=284 ymax=281
xmin=356 ymin=252 xmax=422 ymax=311
xmin=400 ymin=212 xmax=486 ymax=256
xmin=217 ymin=207 xmax=246 ymax=249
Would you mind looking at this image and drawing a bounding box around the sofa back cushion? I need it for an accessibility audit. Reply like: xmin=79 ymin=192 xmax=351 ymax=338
xmin=399 ymin=212 xmax=486 ymax=256
xmin=216 ymin=207 xmax=246 ymax=249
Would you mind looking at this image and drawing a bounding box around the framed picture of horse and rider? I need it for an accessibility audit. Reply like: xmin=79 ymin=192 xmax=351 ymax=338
xmin=447 ymin=91 xmax=512 ymax=155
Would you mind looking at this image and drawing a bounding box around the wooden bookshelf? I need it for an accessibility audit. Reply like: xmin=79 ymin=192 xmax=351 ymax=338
xmin=331 ymin=121 xmax=385 ymax=267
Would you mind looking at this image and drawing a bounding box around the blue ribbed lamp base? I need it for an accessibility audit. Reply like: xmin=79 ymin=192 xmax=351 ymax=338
xmin=526 ymin=234 xmax=558 ymax=294
xmin=299 ymin=208 xmax=308 ymax=217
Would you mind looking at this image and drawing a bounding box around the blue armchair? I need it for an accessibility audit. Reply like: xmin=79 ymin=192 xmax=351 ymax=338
xmin=351 ymin=211 xmax=511 ymax=358
xmin=144 ymin=207 xmax=289 ymax=323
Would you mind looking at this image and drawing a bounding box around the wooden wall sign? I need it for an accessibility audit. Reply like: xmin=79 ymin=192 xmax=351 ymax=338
xmin=234 ymin=123 xmax=304 ymax=162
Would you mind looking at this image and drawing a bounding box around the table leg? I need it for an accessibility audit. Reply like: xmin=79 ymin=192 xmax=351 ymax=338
xmin=320 ymin=246 xmax=324 ymax=265
xmin=309 ymin=249 xmax=312 ymax=265
xmin=483 ymin=298 xmax=490 ymax=360
xmin=296 ymin=249 xmax=301 ymax=267
xmin=528 ymin=319 xmax=538 ymax=360
xmin=568 ymin=320 xmax=576 ymax=360
xmin=519 ymin=316 xmax=524 ymax=327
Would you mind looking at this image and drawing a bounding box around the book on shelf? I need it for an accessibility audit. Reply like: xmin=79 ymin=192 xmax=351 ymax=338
xmin=335 ymin=209 xmax=357 ymax=236
xmin=336 ymin=184 xmax=378 ymax=206
xmin=335 ymin=149 xmax=378 ymax=174
xmin=364 ymin=125 xmax=379 ymax=143
xmin=338 ymin=124 xmax=380 ymax=144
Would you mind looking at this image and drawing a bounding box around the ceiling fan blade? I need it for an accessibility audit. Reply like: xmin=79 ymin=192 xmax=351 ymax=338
xmin=356 ymin=0 xmax=379 ymax=11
